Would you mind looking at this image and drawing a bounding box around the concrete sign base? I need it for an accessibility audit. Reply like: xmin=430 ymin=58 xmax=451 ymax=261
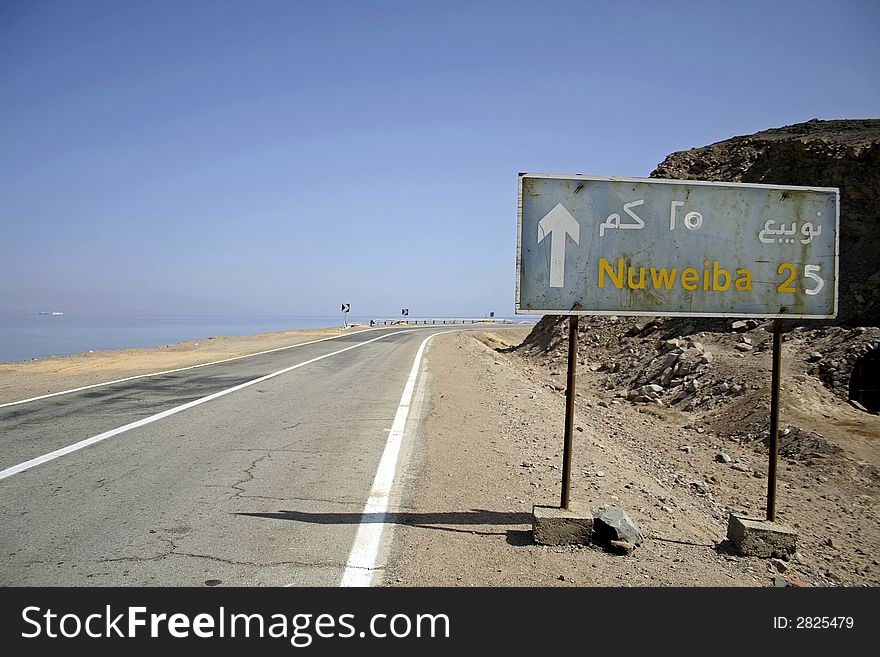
xmin=532 ymin=504 xmax=593 ymax=546
xmin=727 ymin=513 xmax=798 ymax=558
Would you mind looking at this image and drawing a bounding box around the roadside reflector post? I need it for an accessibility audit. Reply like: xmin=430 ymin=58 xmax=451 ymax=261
xmin=561 ymin=314 xmax=578 ymax=510
xmin=766 ymin=318 xmax=783 ymax=521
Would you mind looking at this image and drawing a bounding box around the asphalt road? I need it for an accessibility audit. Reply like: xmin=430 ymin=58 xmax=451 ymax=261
xmin=0 ymin=325 xmax=489 ymax=586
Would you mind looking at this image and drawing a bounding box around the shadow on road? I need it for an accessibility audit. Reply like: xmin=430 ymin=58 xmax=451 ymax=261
xmin=237 ymin=509 xmax=533 ymax=538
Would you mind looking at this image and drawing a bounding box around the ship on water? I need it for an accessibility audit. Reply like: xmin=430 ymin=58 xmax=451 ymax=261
xmin=38 ymin=311 xmax=64 ymax=316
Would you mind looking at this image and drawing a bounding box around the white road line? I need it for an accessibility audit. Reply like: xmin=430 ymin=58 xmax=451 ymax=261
xmin=0 ymin=326 xmax=385 ymax=409
xmin=340 ymin=330 xmax=449 ymax=587
xmin=0 ymin=330 xmax=412 ymax=482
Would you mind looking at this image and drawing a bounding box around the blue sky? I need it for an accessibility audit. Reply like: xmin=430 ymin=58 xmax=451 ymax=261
xmin=2 ymin=0 xmax=878 ymax=317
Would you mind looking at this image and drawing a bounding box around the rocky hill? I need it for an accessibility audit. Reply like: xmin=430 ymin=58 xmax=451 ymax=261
xmin=653 ymin=118 xmax=880 ymax=326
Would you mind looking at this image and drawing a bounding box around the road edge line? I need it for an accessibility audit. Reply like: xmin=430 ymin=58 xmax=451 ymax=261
xmin=339 ymin=330 xmax=450 ymax=587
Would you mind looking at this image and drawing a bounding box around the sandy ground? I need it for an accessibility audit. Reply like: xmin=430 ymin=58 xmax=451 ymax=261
xmin=382 ymin=329 xmax=879 ymax=587
xmin=0 ymin=325 xmax=373 ymax=405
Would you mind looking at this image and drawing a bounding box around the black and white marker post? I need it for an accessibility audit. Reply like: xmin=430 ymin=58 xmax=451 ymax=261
xmin=341 ymin=303 xmax=350 ymax=328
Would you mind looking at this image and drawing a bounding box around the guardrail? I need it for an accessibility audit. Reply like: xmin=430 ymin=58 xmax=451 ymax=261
xmin=368 ymin=318 xmax=520 ymax=326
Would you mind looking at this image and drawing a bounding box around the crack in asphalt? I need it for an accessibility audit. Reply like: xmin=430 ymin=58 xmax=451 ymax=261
xmin=169 ymin=552 xmax=341 ymax=568
xmin=230 ymin=453 xmax=272 ymax=499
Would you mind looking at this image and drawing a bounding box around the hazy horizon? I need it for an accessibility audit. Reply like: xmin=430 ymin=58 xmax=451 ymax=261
xmin=3 ymin=0 xmax=878 ymax=318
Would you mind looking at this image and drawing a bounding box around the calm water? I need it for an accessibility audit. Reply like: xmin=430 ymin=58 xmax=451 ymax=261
xmin=0 ymin=314 xmax=371 ymax=363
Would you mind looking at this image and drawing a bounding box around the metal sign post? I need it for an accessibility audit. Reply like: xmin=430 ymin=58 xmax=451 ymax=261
xmin=341 ymin=303 xmax=350 ymax=327
xmin=561 ymin=315 xmax=578 ymax=509
xmin=767 ymin=318 xmax=783 ymax=521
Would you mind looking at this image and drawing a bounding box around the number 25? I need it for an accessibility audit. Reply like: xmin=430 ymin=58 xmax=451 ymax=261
xmin=777 ymin=263 xmax=824 ymax=296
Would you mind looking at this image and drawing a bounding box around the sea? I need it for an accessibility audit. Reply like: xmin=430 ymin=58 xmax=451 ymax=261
xmin=0 ymin=314 xmax=374 ymax=363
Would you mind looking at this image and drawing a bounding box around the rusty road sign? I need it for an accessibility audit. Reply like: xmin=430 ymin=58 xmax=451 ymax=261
xmin=517 ymin=174 xmax=839 ymax=319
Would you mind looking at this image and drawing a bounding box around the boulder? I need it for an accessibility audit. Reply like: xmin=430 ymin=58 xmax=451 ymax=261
xmin=593 ymin=507 xmax=644 ymax=546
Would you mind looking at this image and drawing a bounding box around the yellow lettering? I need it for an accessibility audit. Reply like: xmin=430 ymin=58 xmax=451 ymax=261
xmin=713 ymin=261 xmax=731 ymax=291
xmin=595 ymin=259 xmax=752 ymax=293
xmin=627 ymin=266 xmax=646 ymax=289
xmin=776 ymin=263 xmax=796 ymax=293
xmin=650 ymin=267 xmax=678 ymax=290
xmin=735 ymin=268 xmax=752 ymax=291
xmin=598 ymin=258 xmax=624 ymax=289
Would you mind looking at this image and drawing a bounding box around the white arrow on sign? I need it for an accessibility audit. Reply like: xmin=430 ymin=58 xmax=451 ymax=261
xmin=537 ymin=202 xmax=580 ymax=288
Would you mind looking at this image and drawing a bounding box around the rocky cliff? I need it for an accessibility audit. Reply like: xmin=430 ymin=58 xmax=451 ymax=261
xmin=652 ymin=118 xmax=880 ymax=326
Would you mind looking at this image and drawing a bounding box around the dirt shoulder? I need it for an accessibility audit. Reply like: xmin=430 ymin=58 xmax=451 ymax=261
xmin=0 ymin=325 xmax=372 ymax=405
xmin=382 ymin=329 xmax=879 ymax=587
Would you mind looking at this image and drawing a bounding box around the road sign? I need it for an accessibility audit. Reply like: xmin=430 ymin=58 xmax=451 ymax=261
xmin=401 ymin=308 xmax=409 ymax=316
xmin=516 ymin=174 xmax=839 ymax=319
xmin=341 ymin=303 xmax=350 ymax=313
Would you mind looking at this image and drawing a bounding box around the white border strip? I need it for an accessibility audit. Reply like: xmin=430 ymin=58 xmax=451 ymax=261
xmin=0 ymin=330 xmax=411 ymax=482
xmin=0 ymin=327 xmax=388 ymax=409
xmin=340 ymin=330 xmax=449 ymax=587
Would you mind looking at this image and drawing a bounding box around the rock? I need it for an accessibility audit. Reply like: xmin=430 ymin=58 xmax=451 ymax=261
xmin=690 ymin=480 xmax=708 ymax=494
xmin=608 ymin=540 xmax=635 ymax=556
xmin=786 ymin=576 xmax=811 ymax=588
xmin=731 ymin=320 xmax=750 ymax=332
xmin=594 ymin=507 xmax=644 ymax=546
xmin=773 ymin=576 xmax=789 ymax=587
xmin=629 ymin=384 xmax=663 ymax=401
xmin=772 ymin=558 xmax=789 ymax=573
xmin=679 ymin=445 xmax=693 ymax=453
xmin=732 ymin=463 xmax=752 ymax=473
xmin=716 ymin=452 xmax=732 ymax=463
xmin=734 ymin=343 xmax=753 ymax=352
